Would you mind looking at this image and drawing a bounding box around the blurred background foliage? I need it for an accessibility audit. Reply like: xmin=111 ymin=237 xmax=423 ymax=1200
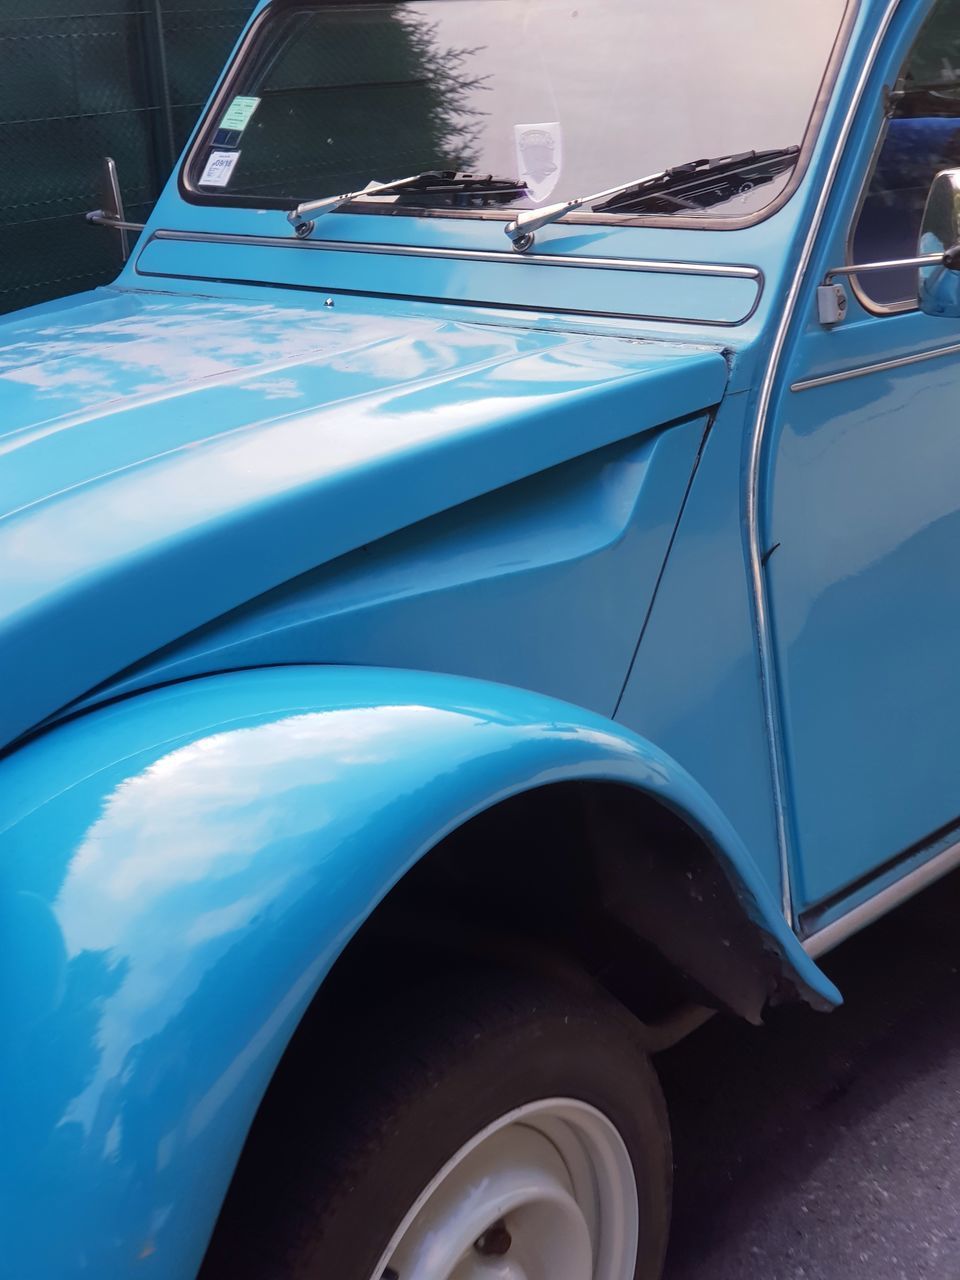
xmin=199 ymin=5 xmax=484 ymax=203
xmin=0 ymin=1 xmax=485 ymax=315
xmin=0 ymin=1 xmax=249 ymax=314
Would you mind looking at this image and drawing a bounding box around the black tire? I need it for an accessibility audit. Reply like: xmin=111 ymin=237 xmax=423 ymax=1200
xmin=201 ymin=968 xmax=672 ymax=1280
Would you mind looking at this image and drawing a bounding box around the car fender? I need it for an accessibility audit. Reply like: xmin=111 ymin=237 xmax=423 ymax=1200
xmin=0 ymin=666 xmax=839 ymax=1279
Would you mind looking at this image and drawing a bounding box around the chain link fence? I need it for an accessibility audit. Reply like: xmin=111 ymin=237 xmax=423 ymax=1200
xmin=0 ymin=1 xmax=250 ymax=315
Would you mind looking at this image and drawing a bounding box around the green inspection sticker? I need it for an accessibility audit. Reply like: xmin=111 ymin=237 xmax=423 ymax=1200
xmin=220 ymin=95 xmax=260 ymax=133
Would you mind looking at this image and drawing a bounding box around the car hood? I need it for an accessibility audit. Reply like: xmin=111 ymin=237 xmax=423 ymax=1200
xmin=0 ymin=287 xmax=729 ymax=750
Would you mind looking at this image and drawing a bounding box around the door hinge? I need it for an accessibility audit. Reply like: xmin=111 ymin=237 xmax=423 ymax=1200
xmin=817 ymin=282 xmax=848 ymax=327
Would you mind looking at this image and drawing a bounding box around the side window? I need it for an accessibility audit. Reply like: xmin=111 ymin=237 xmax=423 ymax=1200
xmin=851 ymin=0 xmax=960 ymax=308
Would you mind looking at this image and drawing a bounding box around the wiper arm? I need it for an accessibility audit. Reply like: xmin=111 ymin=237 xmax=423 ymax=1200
xmin=504 ymin=146 xmax=800 ymax=253
xmin=288 ymin=173 xmax=434 ymax=237
xmin=289 ymin=171 xmax=525 ymax=238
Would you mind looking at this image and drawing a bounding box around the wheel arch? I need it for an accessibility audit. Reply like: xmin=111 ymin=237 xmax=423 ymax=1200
xmin=313 ymin=774 xmax=832 ymax=1033
xmin=0 ymin=665 xmax=838 ymax=1279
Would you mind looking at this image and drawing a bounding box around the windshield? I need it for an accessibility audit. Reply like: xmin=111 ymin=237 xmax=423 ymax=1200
xmin=185 ymin=0 xmax=849 ymax=224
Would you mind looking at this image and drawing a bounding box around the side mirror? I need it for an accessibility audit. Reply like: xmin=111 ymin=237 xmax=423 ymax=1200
xmin=819 ymin=168 xmax=960 ymax=326
xmin=85 ymin=157 xmax=145 ymax=263
xmin=919 ymin=168 xmax=960 ymax=318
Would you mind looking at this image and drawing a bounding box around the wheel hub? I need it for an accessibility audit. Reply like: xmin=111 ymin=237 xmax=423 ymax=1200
xmin=371 ymin=1099 xmax=638 ymax=1280
xmin=474 ymin=1222 xmax=512 ymax=1257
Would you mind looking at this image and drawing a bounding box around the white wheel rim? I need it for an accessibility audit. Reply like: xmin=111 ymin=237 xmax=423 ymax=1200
xmin=367 ymin=1098 xmax=639 ymax=1280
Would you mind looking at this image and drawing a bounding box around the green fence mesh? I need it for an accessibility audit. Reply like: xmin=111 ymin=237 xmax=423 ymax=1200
xmin=0 ymin=1 xmax=250 ymax=314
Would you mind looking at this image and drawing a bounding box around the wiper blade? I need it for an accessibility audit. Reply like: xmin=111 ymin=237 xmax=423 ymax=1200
xmin=391 ymin=171 xmax=528 ymax=208
xmin=505 ymin=146 xmax=800 ymax=253
xmin=593 ymin=147 xmax=801 ymax=215
xmin=288 ymin=171 xmax=525 ymax=237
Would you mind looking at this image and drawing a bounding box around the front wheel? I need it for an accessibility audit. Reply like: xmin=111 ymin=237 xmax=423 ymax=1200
xmin=201 ymin=970 xmax=673 ymax=1280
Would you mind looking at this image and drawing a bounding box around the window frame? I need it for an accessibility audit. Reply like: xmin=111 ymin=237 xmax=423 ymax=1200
xmin=845 ymin=112 xmax=922 ymax=316
xmin=178 ymin=0 xmax=859 ymax=233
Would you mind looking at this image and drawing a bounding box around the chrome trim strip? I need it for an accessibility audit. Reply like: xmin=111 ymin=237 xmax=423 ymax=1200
xmin=792 ymin=340 xmax=960 ymax=391
xmin=151 ymin=229 xmax=762 ymax=280
xmin=87 ymin=212 xmax=147 ymax=234
xmin=747 ymin=0 xmax=902 ymax=928
xmin=826 ymin=251 xmax=942 ymax=278
xmin=135 ymin=259 xmax=759 ymax=327
xmin=803 ymin=836 xmax=960 ymax=958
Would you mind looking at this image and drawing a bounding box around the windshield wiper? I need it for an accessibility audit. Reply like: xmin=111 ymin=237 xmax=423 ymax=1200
xmin=595 ymin=147 xmax=801 ymax=215
xmin=504 ymin=146 xmax=800 ymax=253
xmin=289 ymin=171 xmax=525 ymax=238
xmin=391 ymin=171 xmax=528 ymax=208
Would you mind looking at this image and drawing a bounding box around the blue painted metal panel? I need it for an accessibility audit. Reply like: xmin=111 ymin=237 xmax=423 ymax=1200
xmin=762 ymin=0 xmax=956 ymax=911
xmin=769 ymin=312 xmax=960 ymax=908
xmin=66 ymin=421 xmax=710 ymax=722
xmin=133 ymin=234 xmax=762 ymax=326
xmin=0 ymin=666 xmax=841 ymax=1280
xmin=0 ymin=288 xmax=728 ymax=750
xmin=617 ymin=393 xmax=783 ymax=893
xmin=1 ymin=1 xmax=948 ymax=1273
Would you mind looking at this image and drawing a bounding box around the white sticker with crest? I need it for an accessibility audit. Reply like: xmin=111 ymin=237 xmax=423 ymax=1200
xmin=514 ymin=122 xmax=563 ymax=204
xmin=200 ymin=150 xmax=241 ymax=188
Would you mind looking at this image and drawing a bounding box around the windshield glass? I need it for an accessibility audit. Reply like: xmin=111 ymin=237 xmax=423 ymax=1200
xmin=185 ymin=0 xmax=849 ymax=223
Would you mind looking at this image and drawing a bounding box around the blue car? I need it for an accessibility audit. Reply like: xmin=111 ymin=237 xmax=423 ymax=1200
xmin=4 ymin=0 xmax=960 ymax=1275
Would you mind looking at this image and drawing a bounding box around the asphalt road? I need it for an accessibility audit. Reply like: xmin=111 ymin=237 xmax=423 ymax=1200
xmin=658 ymin=870 xmax=960 ymax=1280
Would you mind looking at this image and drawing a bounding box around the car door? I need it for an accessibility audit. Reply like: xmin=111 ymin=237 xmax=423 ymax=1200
xmin=765 ymin=0 xmax=960 ymax=926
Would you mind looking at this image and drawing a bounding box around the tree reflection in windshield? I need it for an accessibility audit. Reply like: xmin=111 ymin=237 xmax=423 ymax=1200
xmin=192 ymin=4 xmax=490 ymax=202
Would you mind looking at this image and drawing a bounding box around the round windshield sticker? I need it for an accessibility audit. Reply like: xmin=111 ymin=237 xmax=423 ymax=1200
xmin=514 ymin=122 xmax=562 ymax=204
